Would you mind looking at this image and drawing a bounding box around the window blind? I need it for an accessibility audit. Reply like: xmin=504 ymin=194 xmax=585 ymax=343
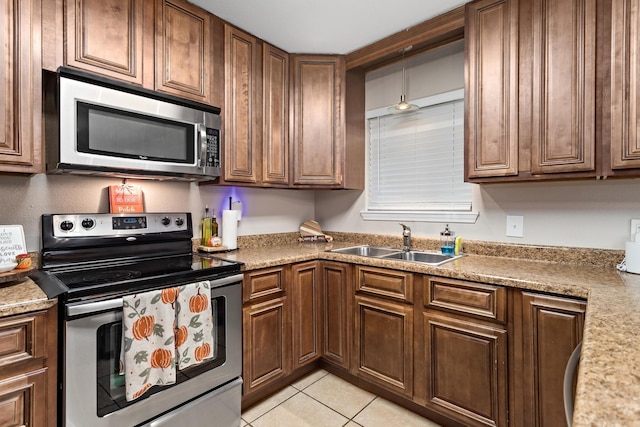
xmin=367 ymin=96 xmax=471 ymax=212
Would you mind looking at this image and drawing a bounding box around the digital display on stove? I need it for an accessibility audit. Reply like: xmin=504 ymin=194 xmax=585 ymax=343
xmin=112 ymin=216 xmax=147 ymax=230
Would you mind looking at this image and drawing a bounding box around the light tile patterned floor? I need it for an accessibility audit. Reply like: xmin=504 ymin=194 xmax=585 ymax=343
xmin=241 ymin=370 xmax=442 ymax=427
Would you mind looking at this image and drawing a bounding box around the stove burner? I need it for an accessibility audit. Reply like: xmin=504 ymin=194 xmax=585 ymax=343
xmin=82 ymin=270 xmax=142 ymax=284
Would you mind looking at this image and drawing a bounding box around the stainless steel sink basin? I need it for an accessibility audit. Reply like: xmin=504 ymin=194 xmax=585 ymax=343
xmin=328 ymin=245 xmax=465 ymax=266
xmin=380 ymin=250 xmax=465 ymax=266
xmin=328 ymin=245 xmax=401 ymax=257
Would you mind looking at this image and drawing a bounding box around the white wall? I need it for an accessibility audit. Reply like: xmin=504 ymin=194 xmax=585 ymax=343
xmin=314 ymin=42 xmax=640 ymax=250
xmin=1 ymin=174 xmax=314 ymax=251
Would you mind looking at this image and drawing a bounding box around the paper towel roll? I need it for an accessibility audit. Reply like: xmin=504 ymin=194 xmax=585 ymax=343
xmin=625 ymin=241 xmax=640 ymax=274
xmin=222 ymin=210 xmax=240 ymax=250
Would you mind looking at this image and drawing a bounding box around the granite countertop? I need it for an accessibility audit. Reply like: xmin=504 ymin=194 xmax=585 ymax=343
xmin=212 ymin=241 xmax=640 ymax=427
xmin=0 ymin=276 xmax=56 ymax=317
xmin=3 ymin=238 xmax=638 ymax=425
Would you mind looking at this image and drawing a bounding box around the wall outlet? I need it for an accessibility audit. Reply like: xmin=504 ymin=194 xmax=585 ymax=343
xmin=631 ymin=219 xmax=640 ymax=240
xmin=506 ymin=215 xmax=524 ymax=238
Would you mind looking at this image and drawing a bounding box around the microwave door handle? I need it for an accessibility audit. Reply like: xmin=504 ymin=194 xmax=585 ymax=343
xmin=197 ymin=123 xmax=207 ymax=169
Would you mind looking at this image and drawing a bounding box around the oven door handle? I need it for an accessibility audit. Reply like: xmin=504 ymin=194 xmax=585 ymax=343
xmin=67 ymin=273 xmax=243 ymax=317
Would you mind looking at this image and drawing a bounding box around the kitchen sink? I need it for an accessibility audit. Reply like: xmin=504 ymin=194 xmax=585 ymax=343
xmin=381 ymin=250 xmax=465 ymax=266
xmin=329 ymin=245 xmax=401 ymax=257
xmin=328 ymin=245 xmax=465 ymax=266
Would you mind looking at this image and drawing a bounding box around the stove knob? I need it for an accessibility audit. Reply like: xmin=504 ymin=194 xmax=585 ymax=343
xmin=60 ymin=220 xmax=74 ymax=231
xmin=175 ymin=217 xmax=184 ymax=227
xmin=161 ymin=217 xmax=171 ymax=226
xmin=81 ymin=218 xmax=95 ymax=229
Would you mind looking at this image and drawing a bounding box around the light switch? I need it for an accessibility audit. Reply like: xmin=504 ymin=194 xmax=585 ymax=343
xmin=506 ymin=215 xmax=524 ymax=238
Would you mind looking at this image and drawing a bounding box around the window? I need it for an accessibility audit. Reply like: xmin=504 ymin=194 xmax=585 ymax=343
xmin=361 ymin=89 xmax=478 ymax=223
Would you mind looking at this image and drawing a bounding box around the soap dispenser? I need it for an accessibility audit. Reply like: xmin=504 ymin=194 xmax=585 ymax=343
xmin=440 ymin=224 xmax=455 ymax=255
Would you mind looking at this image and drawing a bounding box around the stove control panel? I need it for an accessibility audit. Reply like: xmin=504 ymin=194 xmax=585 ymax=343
xmin=51 ymin=213 xmax=190 ymax=237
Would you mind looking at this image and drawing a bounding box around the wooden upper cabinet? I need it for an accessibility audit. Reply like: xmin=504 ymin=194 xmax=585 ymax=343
xmin=0 ymin=0 xmax=42 ymax=174
xmin=155 ymin=0 xmax=213 ymax=103
xmin=262 ymin=44 xmax=290 ymax=186
xmin=65 ymin=0 xmax=153 ymax=85
xmin=290 ymin=55 xmax=345 ymax=187
xmin=529 ymin=0 xmax=597 ymax=175
xmin=223 ymin=24 xmax=261 ymax=184
xmin=610 ymin=0 xmax=640 ymax=170
xmin=465 ymin=0 xmax=519 ymax=179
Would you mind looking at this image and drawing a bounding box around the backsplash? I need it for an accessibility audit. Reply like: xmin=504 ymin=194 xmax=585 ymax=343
xmin=206 ymin=231 xmax=625 ymax=268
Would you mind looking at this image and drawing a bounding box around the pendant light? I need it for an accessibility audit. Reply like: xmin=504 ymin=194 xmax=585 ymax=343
xmin=388 ymin=45 xmax=418 ymax=114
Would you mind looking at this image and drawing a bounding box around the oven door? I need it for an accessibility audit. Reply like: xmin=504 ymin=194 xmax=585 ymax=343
xmin=62 ymin=274 xmax=242 ymax=427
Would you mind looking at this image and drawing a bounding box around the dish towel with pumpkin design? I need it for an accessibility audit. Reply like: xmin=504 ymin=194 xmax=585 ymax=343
xmin=174 ymin=281 xmax=216 ymax=369
xmin=122 ymin=287 xmax=178 ymax=401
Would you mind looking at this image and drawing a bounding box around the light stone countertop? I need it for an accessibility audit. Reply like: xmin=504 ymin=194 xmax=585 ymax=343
xmin=0 ymin=277 xmax=56 ymax=317
xmin=3 ymin=239 xmax=638 ymax=425
xmin=211 ymin=241 xmax=640 ymax=427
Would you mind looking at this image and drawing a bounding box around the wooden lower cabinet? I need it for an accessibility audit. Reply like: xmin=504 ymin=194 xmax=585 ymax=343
xmin=512 ymin=291 xmax=586 ymax=427
xmin=353 ymin=294 xmax=413 ymax=398
xmin=319 ymin=262 xmax=352 ymax=370
xmin=0 ymin=305 xmax=57 ymax=427
xmin=422 ymin=311 xmax=508 ymax=427
xmin=290 ymin=261 xmax=321 ymax=369
xmin=242 ymin=296 xmax=290 ymax=395
xmin=241 ymin=262 xmax=588 ymax=427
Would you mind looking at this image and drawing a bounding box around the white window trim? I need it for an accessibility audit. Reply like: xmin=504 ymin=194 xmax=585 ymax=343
xmin=361 ymin=89 xmax=479 ymax=224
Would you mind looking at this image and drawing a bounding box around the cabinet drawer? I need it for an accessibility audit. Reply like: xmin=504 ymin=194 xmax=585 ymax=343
xmin=244 ymin=267 xmax=286 ymax=302
xmin=0 ymin=313 xmax=45 ymax=367
xmin=425 ymin=277 xmax=506 ymax=322
xmin=356 ymin=266 xmax=413 ymax=303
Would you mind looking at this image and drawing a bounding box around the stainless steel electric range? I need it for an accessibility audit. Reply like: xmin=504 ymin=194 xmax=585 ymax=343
xmin=33 ymin=212 xmax=243 ymax=427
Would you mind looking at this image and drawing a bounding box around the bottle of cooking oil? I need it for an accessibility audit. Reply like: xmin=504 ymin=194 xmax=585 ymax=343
xmin=201 ymin=205 xmax=213 ymax=245
xmin=211 ymin=211 xmax=218 ymax=237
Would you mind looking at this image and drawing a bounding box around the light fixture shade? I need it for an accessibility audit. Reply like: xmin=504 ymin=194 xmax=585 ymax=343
xmin=387 ymin=59 xmax=419 ymax=114
xmin=388 ymin=95 xmax=418 ymax=113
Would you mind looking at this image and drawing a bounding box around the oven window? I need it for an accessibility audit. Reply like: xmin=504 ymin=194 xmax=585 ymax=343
xmin=96 ymin=296 xmax=226 ymax=417
xmin=76 ymin=102 xmax=195 ymax=163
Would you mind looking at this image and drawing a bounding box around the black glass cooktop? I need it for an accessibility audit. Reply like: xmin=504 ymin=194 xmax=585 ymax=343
xmin=40 ymin=253 xmax=242 ymax=302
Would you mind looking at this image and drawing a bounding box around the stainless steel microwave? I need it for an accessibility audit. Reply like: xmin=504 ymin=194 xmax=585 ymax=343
xmin=44 ymin=68 xmax=221 ymax=181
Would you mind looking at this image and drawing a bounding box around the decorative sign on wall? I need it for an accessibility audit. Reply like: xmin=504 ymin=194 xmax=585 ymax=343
xmin=109 ymin=184 xmax=144 ymax=213
xmin=0 ymin=225 xmax=26 ymax=265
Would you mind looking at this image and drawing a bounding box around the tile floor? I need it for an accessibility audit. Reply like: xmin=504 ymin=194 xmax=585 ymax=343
xmin=240 ymin=370 xmax=441 ymax=427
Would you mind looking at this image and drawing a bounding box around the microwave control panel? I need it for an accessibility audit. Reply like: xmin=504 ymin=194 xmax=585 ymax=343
xmin=205 ymin=128 xmax=220 ymax=168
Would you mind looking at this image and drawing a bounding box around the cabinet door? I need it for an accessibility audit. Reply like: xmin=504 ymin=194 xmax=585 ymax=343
xmin=290 ymin=261 xmax=320 ymax=368
xmin=223 ymin=25 xmax=261 ymax=184
xmin=529 ymin=0 xmax=596 ymax=174
xmin=155 ymin=0 xmax=212 ymax=103
xmin=65 ymin=0 xmax=153 ymax=86
xmin=423 ymin=312 xmax=508 ymax=427
xmin=0 ymin=368 xmax=48 ymax=427
xmin=354 ymin=295 xmax=413 ymax=398
xmin=0 ymin=0 xmax=42 ymax=174
xmin=290 ymin=55 xmax=345 ymax=187
xmin=242 ymin=297 xmax=290 ymax=395
xmin=465 ymin=0 xmax=519 ymax=179
xmin=610 ymin=0 xmax=640 ymax=169
xmin=319 ymin=262 xmax=352 ymax=369
xmin=516 ymin=292 xmax=586 ymax=427
xmin=262 ymin=44 xmax=289 ymax=185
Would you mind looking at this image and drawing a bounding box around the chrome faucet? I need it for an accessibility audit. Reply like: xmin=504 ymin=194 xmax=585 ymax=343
xmin=400 ymin=223 xmax=411 ymax=251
